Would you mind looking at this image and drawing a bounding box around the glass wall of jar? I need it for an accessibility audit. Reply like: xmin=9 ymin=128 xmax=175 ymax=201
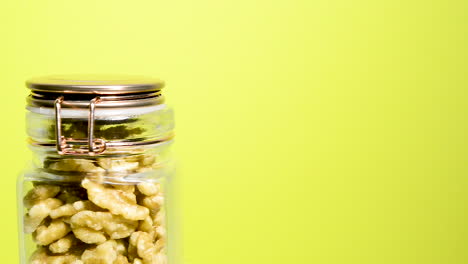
xmin=17 ymin=75 xmax=177 ymax=264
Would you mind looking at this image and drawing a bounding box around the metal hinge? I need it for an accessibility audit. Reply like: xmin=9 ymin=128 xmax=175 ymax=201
xmin=54 ymin=96 xmax=107 ymax=155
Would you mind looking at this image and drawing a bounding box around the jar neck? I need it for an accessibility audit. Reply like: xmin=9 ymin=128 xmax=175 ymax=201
xmin=26 ymin=101 xmax=174 ymax=178
xmin=26 ymin=103 xmax=175 ymax=155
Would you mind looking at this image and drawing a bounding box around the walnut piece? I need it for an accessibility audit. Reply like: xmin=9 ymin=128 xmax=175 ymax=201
xmin=111 ymin=184 xmax=138 ymax=202
xmin=113 ymin=184 xmax=136 ymax=194
xmin=97 ymin=158 xmax=140 ymax=172
xmin=49 ymin=233 xmax=77 ymax=254
xmin=153 ymin=252 xmax=167 ymax=264
xmin=72 ymin=227 xmax=107 ymax=244
xmin=138 ymin=216 xmax=153 ymax=233
xmin=152 ymin=210 xmax=165 ymax=227
xmin=155 ymin=226 xmax=166 ymax=241
xmin=137 ymin=154 xmax=156 ymax=168
xmin=129 ymin=231 xmax=158 ymax=264
xmin=115 ymin=239 xmax=128 ymax=255
xmin=137 ymin=182 xmax=160 ymax=196
xmin=133 ymin=258 xmax=143 ymax=264
xmin=23 ymin=185 xmax=61 ymax=209
xmin=137 ymin=232 xmax=154 ymax=261
xmin=127 ymin=231 xmax=140 ymax=261
xmin=48 ymin=159 xmax=105 ymax=173
xmin=82 ymin=179 xmax=149 ymax=221
xmin=72 ymin=200 xmax=102 ymax=211
xmin=50 ymin=204 xmax=77 ymax=219
xmin=154 ymin=239 xmax=165 ymax=255
xmin=34 ymin=219 xmax=71 ymax=245
xmin=71 ymin=210 xmax=138 ymax=239
xmin=24 ymin=198 xmax=63 ymax=233
xmin=141 ymin=194 xmax=164 ymax=212
xmin=30 ymin=247 xmax=83 ymax=264
xmin=115 ymin=255 xmax=131 ymax=264
xmin=81 ymin=240 xmax=119 ymax=264
xmin=50 ymin=200 xmax=102 ymax=220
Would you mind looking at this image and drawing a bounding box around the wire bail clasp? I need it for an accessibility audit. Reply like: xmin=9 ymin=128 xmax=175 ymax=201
xmin=54 ymin=96 xmax=107 ymax=155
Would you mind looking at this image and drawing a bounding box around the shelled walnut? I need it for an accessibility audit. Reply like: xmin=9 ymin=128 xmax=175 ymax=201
xmin=24 ymin=179 xmax=166 ymax=264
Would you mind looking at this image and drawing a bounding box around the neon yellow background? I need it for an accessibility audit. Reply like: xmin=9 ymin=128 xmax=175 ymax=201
xmin=1 ymin=0 xmax=467 ymax=263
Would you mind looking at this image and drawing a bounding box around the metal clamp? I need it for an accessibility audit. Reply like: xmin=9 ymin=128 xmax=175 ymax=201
xmin=54 ymin=96 xmax=107 ymax=155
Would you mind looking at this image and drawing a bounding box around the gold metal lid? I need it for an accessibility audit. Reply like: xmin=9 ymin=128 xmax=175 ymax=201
xmin=26 ymin=74 xmax=165 ymax=95
xmin=26 ymin=74 xmax=165 ymax=109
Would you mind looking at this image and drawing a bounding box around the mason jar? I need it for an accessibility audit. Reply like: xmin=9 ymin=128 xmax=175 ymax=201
xmin=17 ymin=75 xmax=176 ymax=264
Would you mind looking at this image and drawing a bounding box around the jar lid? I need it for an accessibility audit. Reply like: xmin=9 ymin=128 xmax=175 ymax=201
xmin=26 ymin=74 xmax=165 ymax=109
xmin=25 ymin=74 xmax=172 ymax=156
xmin=27 ymin=74 xmax=165 ymax=95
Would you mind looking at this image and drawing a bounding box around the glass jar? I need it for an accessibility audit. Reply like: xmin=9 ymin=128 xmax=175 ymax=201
xmin=17 ymin=75 xmax=176 ymax=264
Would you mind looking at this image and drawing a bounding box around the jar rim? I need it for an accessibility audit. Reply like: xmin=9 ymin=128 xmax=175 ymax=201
xmin=26 ymin=74 xmax=165 ymax=95
xmin=27 ymin=92 xmax=165 ymax=109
